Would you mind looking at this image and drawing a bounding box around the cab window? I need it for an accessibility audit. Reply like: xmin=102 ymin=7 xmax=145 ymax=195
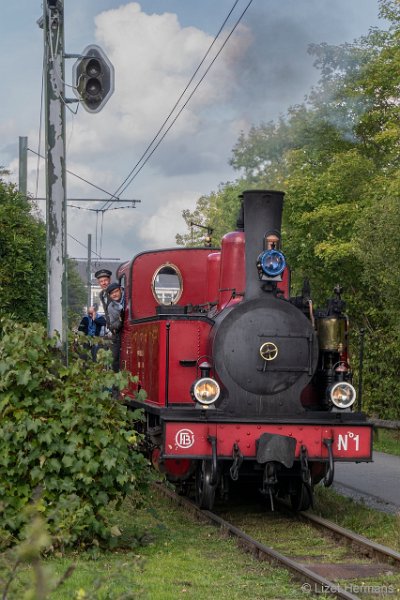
xmin=152 ymin=264 xmax=183 ymax=305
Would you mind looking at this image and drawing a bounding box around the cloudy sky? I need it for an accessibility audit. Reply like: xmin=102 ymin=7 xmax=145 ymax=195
xmin=0 ymin=0 xmax=384 ymax=261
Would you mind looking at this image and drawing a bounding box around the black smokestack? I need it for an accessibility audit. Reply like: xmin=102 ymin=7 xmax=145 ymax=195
xmin=243 ymin=189 xmax=284 ymax=300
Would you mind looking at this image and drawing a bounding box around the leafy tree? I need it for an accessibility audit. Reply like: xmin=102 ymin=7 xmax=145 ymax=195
xmin=176 ymin=182 xmax=247 ymax=247
xmin=0 ymin=178 xmax=87 ymax=329
xmin=0 ymin=180 xmax=46 ymax=323
xmin=176 ymin=194 xmax=212 ymax=247
xmin=67 ymin=258 xmax=87 ymax=327
xmin=230 ymin=118 xmax=295 ymax=184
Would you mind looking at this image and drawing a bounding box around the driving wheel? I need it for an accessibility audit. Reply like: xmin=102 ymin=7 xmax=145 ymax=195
xmin=195 ymin=460 xmax=216 ymax=510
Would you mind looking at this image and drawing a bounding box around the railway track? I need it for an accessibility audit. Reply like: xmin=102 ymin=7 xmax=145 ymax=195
xmin=156 ymin=483 xmax=400 ymax=600
xmin=296 ymin=509 xmax=400 ymax=565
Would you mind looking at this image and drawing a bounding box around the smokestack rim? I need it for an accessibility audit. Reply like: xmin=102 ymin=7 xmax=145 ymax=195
xmin=240 ymin=189 xmax=285 ymax=199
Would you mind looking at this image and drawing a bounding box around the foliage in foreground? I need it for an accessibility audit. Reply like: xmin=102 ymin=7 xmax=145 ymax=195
xmin=0 ymin=513 xmax=76 ymax=600
xmin=0 ymin=319 xmax=149 ymax=550
xmin=3 ymin=487 xmax=398 ymax=599
xmin=1 ymin=492 xmax=302 ymax=600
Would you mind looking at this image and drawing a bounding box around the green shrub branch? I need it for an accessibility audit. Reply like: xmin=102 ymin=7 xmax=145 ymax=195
xmin=0 ymin=319 xmax=149 ymax=550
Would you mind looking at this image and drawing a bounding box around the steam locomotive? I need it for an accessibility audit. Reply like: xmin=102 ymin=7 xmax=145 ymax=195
xmin=118 ymin=190 xmax=372 ymax=510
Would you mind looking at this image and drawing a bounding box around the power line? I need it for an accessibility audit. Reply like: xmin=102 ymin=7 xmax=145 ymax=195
xmin=28 ymin=148 xmax=122 ymax=200
xmin=67 ymin=232 xmax=102 ymax=258
xmin=34 ymin=197 xmax=140 ymax=203
xmin=101 ymin=0 xmax=243 ymax=212
xmin=68 ymin=204 xmax=137 ymax=212
xmin=114 ymin=0 xmax=254 ymax=200
xmin=96 ymin=0 xmax=253 ymax=253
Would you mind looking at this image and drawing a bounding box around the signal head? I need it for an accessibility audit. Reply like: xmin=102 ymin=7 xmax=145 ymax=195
xmin=73 ymin=44 xmax=115 ymax=113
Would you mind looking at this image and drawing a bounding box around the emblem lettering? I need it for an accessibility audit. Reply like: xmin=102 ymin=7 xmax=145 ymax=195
xmin=175 ymin=428 xmax=195 ymax=449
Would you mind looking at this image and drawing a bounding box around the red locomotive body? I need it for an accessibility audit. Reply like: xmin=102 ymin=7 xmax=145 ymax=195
xmin=119 ymin=190 xmax=372 ymax=510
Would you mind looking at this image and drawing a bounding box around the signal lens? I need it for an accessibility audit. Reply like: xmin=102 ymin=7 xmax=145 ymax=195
xmin=86 ymin=78 xmax=102 ymax=97
xmin=193 ymin=378 xmax=220 ymax=405
xmin=86 ymin=58 xmax=102 ymax=77
xmin=330 ymin=382 xmax=356 ymax=409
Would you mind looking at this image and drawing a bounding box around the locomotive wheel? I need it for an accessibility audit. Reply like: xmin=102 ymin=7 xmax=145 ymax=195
xmin=290 ymin=479 xmax=313 ymax=512
xmin=195 ymin=460 xmax=216 ymax=510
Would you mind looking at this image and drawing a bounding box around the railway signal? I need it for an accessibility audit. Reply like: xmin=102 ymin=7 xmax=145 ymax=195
xmin=73 ymin=44 xmax=115 ymax=113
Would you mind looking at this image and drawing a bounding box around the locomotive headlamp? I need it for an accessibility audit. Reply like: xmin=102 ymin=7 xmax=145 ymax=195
xmin=192 ymin=378 xmax=220 ymax=405
xmin=258 ymin=249 xmax=286 ymax=277
xmin=330 ymin=382 xmax=356 ymax=409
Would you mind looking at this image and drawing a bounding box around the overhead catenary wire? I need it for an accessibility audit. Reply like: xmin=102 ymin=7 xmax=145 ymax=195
xmin=28 ymin=148 xmax=122 ymax=200
xmin=103 ymin=0 xmax=244 ymax=213
xmin=68 ymin=204 xmax=137 ymax=212
xmin=96 ymin=0 xmax=253 ymax=254
xmin=29 ymin=145 xmax=138 ymax=259
xmin=117 ymin=0 xmax=254 ymax=197
xmin=67 ymin=232 xmax=102 ymax=258
xmin=30 ymin=143 xmax=125 ymax=259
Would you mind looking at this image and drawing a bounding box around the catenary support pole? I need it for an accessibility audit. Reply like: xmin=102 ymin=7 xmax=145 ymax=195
xmin=19 ymin=136 xmax=28 ymax=199
xmin=87 ymin=234 xmax=92 ymax=310
xmin=43 ymin=0 xmax=68 ymax=358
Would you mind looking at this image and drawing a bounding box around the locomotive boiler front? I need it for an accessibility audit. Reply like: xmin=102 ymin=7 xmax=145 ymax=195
xmin=211 ymin=190 xmax=319 ymax=416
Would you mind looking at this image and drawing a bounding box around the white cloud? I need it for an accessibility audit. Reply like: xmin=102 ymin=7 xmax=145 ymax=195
xmin=138 ymin=190 xmax=198 ymax=248
xmin=68 ymin=2 xmax=251 ymax=164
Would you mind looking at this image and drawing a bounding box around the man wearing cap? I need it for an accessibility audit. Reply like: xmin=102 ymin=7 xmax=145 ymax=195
xmin=106 ymin=282 xmax=125 ymax=373
xmin=95 ymin=268 xmax=112 ymax=317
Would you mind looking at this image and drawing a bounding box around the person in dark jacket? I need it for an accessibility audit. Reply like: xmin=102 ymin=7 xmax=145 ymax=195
xmin=95 ymin=268 xmax=112 ymax=321
xmin=78 ymin=306 xmax=106 ymax=336
xmin=78 ymin=306 xmax=107 ymax=360
xmin=106 ymin=282 xmax=125 ymax=372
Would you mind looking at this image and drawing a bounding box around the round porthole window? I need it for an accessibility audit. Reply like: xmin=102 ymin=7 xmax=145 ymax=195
xmin=152 ymin=263 xmax=183 ymax=305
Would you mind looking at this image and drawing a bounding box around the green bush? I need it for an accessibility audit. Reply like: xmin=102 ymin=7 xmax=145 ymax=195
xmin=360 ymin=328 xmax=400 ymax=420
xmin=0 ymin=319 xmax=149 ymax=549
xmin=0 ymin=180 xmax=47 ymax=324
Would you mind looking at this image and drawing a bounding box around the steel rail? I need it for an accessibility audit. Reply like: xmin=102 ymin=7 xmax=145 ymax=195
xmin=156 ymin=484 xmax=361 ymax=600
xmin=297 ymin=510 xmax=400 ymax=566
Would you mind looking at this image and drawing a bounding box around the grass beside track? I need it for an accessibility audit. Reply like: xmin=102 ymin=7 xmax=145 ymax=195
xmin=313 ymin=485 xmax=400 ymax=551
xmin=373 ymin=428 xmax=400 ymax=456
xmin=1 ymin=484 xmax=399 ymax=599
xmin=1 ymin=490 xmax=304 ymax=600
